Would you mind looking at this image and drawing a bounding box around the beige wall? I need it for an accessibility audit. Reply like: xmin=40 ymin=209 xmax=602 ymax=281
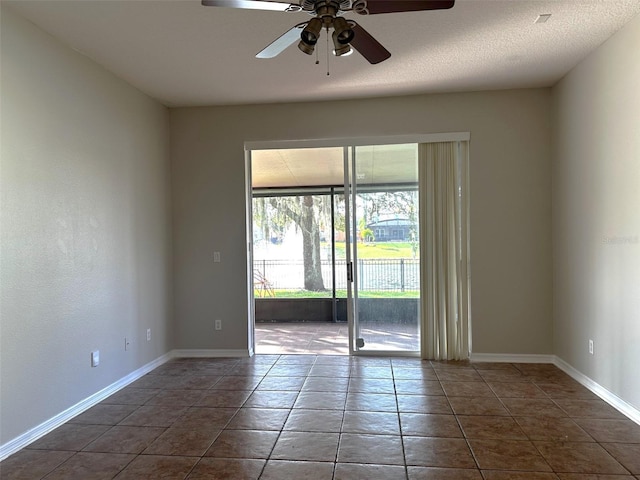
xmin=170 ymin=89 xmax=553 ymax=355
xmin=0 ymin=8 xmax=172 ymax=444
xmin=552 ymin=14 xmax=640 ymax=409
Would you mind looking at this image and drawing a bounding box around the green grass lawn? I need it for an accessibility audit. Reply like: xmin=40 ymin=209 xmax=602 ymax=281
xmin=332 ymin=241 xmax=418 ymax=259
xmin=255 ymin=289 xmax=419 ymax=299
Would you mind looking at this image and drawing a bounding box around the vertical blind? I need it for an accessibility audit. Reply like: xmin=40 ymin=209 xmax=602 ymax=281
xmin=419 ymin=141 xmax=471 ymax=360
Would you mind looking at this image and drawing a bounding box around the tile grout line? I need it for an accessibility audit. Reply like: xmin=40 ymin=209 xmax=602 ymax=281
xmin=391 ymin=362 xmax=411 ymax=480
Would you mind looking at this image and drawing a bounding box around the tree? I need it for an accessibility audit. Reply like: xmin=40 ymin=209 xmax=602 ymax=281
xmin=358 ymin=217 xmax=374 ymax=242
xmin=254 ymin=195 xmax=329 ymax=291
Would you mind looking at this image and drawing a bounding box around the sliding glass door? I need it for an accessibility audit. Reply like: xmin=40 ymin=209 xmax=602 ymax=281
xmin=249 ymin=141 xmax=422 ymax=355
xmin=344 ymin=144 xmax=421 ymax=354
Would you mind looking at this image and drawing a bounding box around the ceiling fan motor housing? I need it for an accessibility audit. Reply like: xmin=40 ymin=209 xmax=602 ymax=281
xmin=301 ymin=0 xmax=352 ymax=15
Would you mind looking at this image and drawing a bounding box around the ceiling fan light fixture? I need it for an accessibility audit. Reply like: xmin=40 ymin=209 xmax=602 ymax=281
xmin=300 ymin=17 xmax=322 ymax=46
xmin=332 ymin=16 xmax=354 ymax=45
xmin=298 ymin=39 xmax=315 ymax=55
xmin=332 ymin=31 xmax=352 ymax=56
xmin=333 ymin=44 xmax=353 ymax=56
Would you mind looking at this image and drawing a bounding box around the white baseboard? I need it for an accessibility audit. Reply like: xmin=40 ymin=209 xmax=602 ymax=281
xmin=470 ymin=352 xmax=640 ymax=426
xmin=554 ymin=356 xmax=640 ymax=425
xmin=470 ymin=353 xmax=556 ymax=364
xmin=0 ymin=352 xmax=173 ymax=462
xmin=171 ymin=349 xmax=251 ymax=358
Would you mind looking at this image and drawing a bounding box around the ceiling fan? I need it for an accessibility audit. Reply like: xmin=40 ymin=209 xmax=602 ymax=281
xmin=202 ymin=0 xmax=455 ymax=64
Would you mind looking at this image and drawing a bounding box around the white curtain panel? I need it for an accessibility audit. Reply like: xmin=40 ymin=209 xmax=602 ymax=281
xmin=419 ymin=141 xmax=470 ymax=360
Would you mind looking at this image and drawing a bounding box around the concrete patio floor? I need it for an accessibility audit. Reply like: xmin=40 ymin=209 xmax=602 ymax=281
xmin=254 ymin=322 xmax=419 ymax=355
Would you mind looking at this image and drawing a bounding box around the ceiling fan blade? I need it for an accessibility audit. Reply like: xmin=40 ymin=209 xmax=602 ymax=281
xmin=354 ymin=0 xmax=454 ymax=15
xmin=349 ymin=22 xmax=391 ymax=64
xmin=256 ymin=23 xmax=306 ymax=58
xmin=202 ymin=0 xmax=301 ymax=12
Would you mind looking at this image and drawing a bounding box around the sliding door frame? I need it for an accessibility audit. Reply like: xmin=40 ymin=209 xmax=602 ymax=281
xmin=244 ymin=133 xmax=471 ymax=357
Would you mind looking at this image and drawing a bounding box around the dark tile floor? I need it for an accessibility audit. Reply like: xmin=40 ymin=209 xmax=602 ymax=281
xmin=2 ymin=355 xmax=639 ymax=479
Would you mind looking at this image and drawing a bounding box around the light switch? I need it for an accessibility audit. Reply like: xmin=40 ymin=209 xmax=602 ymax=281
xmin=91 ymin=350 xmax=100 ymax=367
xmin=214 ymin=251 xmax=221 ymax=263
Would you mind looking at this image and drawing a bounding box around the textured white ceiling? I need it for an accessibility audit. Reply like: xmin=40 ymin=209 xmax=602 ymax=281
xmin=6 ymin=0 xmax=640 ymax=107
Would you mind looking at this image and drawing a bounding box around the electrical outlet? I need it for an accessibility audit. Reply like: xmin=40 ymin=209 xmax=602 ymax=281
xmin=125 ymin=337 xmax=130 ymax=351
xmin=589 ymin=339 xmax=594 ymax=355
xmin=213 ymin=251 xmax=221 ymax=263
xmin=147 ymin=329 xmax=151 ymax=341
xmin=91 ymin=351 xmax=100 ymax=367
xmin=215 ymin=319 xmax=222 ymax=331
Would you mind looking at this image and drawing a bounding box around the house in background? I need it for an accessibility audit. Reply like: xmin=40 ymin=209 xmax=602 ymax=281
xmin=1 ymin=0 xmax=639 ymax=458
xmin=367 ymin=217 xmax=414 ymax=242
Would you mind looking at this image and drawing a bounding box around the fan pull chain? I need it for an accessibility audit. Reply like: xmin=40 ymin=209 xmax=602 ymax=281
xmin=315 ymin=45 xmax=319 ymax=65
xmin=326 ymin=27 xmax=330 ymax=76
